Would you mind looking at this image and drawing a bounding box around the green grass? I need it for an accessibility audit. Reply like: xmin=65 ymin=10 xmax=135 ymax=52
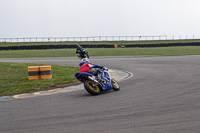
xmin=0 ymin=63 xmax=79 ymax=96
xmin=88 ymin=46 xmax=200 ymax=56
xmin=0 ymin=46 xmax=200 ymax=58
xmin=1 ymin=39 xmax=200 ymax=47
xmin=0 ymin=49 xmax=76 ymax=58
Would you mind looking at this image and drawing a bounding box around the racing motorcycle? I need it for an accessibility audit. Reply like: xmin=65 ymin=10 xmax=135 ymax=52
xmin=75 ymin=45 xmax=120 ymax=95
xmin=76 ymin=44 xmax=89 ymax=59
xmin=75 ymin=67 xmax=120 ymax=95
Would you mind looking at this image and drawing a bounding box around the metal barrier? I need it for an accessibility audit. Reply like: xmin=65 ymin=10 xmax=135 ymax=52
xmin=0 ymin=36 xmax=168 ymax=43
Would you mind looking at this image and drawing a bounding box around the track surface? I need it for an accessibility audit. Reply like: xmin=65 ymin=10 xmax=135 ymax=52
xmin=0 ymin=56 xmax=200 ymax=133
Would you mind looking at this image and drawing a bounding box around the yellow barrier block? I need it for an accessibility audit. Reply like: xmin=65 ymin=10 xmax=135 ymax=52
xmin=40 ymin=66 xmax=52 ymax=79
xmin=28 ymin=66 xmax=40 ymax=80
xmin=28 ymin=66 xmax=52 ymax=80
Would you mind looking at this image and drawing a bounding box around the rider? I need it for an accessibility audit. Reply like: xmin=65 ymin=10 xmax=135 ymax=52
xmin=79 ymin=58 xmax=103 ymax=76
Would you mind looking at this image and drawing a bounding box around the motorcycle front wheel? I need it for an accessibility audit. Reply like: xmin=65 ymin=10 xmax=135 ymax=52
xmin=111 ymin=78 xmax=120 ymax=91
xmin=84 ymin=80 xmax=101 ymax=95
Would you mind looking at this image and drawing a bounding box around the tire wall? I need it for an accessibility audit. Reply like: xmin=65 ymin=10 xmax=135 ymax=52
xmin=1 ymin=42 xmax=200 ymax=50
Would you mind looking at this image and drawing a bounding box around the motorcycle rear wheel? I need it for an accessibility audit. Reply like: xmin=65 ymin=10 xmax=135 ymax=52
xmin=112 ymin=78 xmax=120 ymax=91
xmin=84 ymin=80 xmax=101 ymax=95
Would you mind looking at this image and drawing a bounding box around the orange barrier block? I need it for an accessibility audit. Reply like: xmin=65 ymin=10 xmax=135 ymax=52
xmin=28 ymin=66 xmax=52 ymax=80
xmin=28 ymin=66 xmax=40 ymax=80
xmin=40 ymin=66 xmax=52 ymax=79
xmin=114 ymin=44 xmax=118 ymax=48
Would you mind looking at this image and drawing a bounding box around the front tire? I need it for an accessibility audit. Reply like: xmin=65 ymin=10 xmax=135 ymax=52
xmin=112 ymin=78 xmax=120 ymax=91
xmin=85 ymin=52 xmax=89 ymax=59
xmin=84 ymin=80 xmax=101 ymax=95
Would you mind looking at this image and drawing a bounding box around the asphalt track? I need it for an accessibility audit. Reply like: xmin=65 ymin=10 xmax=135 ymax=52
xmin=0 ymin=56 xmax=200 ymax=133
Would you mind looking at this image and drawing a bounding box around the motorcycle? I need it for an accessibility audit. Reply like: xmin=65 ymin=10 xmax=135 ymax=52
xmin=75 ymin=67 xmax=120 ymax=95
xmin=76 ymin=44 xmax=89 ymax=59
xmin=75 ymin=44 xmax=120 ymax=95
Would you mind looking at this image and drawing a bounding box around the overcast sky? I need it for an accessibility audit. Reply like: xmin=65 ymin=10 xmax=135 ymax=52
xmin=0 ymin=0 xmax=200 ymax=39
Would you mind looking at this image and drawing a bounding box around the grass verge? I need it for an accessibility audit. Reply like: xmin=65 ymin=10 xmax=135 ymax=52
xmin=0 ymin=63 xmax=79 ymax=96
xmin=0 ymin=46 xmax=200 ymax=58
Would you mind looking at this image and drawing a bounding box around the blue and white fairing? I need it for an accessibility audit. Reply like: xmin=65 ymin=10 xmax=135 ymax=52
xmin=101 ymin=69 xmax=113 ymax=91
xmin=75 ymin=72 xmax=93 ymax=78
xmin=75 ymin=72 xmax=93 ymax=83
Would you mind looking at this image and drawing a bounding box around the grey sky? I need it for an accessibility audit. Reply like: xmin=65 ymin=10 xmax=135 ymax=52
xmin=0 ymin=0 xmax=200 ymax=39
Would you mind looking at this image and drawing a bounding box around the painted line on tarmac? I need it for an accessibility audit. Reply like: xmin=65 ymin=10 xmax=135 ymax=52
xmin=119 ymin=71 xmax=134 ymax=81
xmin=0 ymin=69 xmax=133 ymax=101
xmin=0 ymin=96 xmax=15 ymax=102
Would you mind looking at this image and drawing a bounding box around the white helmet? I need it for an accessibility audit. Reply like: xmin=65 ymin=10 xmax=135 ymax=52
xmin=82 ymin=58 xmax=90 ymax=62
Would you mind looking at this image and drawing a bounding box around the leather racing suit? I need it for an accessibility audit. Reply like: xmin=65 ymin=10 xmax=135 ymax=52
xmin=79 ymin=62 xmax=102 ymax=76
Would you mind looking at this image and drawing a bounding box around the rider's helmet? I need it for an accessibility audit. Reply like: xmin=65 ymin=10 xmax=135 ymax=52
xmin=82 ymin=58 xmax=90 ymax=63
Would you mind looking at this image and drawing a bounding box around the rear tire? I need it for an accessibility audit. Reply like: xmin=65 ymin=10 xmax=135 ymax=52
xmin=112 ymin=78 xmax=120 ymax=91
xmin=84 ymin=80 xmax=101 ymax=95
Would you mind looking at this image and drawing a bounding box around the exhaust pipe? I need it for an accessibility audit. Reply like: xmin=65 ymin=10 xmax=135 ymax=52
xmin=88 ymin=76 xmax=103 ymax=87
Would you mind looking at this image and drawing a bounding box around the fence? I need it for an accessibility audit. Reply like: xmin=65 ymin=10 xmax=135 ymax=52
xmin=0 ymin=35 xmax=168 ymax=43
